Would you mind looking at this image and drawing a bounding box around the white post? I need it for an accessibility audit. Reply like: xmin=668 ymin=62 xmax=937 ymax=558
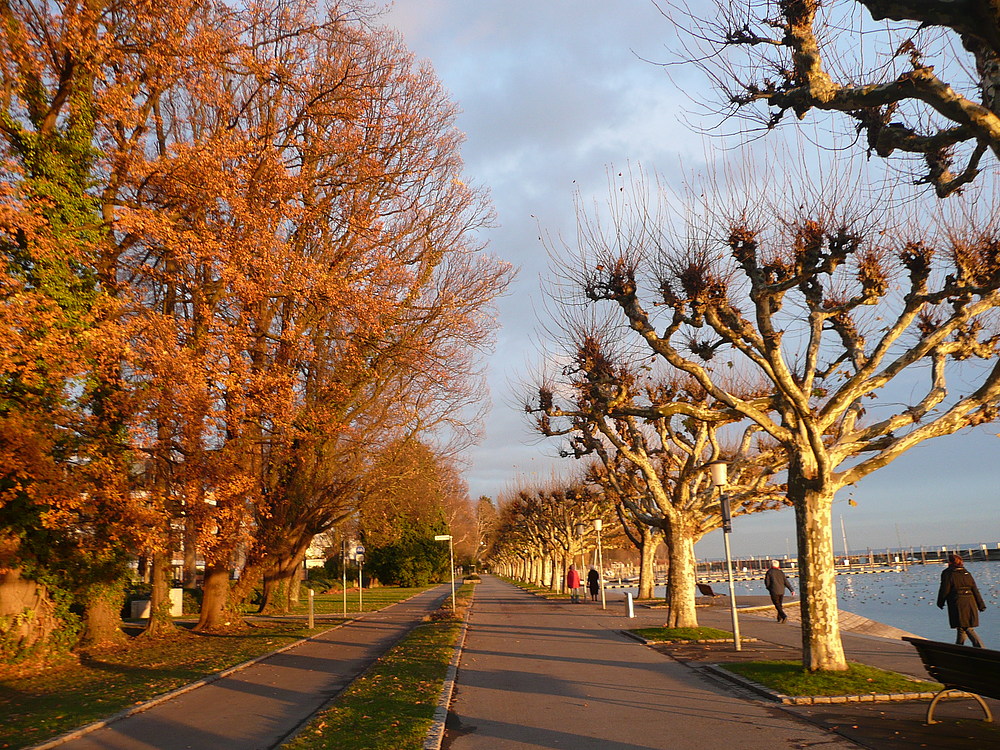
xmin=308 ymin=588 xmax=314 ymax=629
xmin=358 ymin=560 xmax=363 ymax=612
xmin=434 ymin=534 xmax=456 ymax=612
xmin=449 ymin=536 xmax=456 ymax=613
xmin=625 ymin=591 xmax=634 ymax=618
xmin=342 ymin=541 xmax=347 ymax=618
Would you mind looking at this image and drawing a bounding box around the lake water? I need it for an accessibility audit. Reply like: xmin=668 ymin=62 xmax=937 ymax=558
xmin=643 ymin=562 xmax=1000 ymax=647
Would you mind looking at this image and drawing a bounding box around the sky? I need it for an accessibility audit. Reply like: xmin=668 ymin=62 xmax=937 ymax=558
xmin=376 ymin=1 xmax=1000 ymax=560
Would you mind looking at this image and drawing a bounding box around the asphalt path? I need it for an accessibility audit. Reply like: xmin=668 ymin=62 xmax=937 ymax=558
xmin=48 ymin=586 xmax=450 ymax=750
xmin=444 ymin=577 xmax=860 ymax=750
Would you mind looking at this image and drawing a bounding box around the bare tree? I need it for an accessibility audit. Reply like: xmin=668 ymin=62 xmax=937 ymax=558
xmin=674 ymin=0 xmax=1000 ymax=196
xmin=567 ymin=171 xmax=1000 ymax=670
xmin=532 ymin=333 xmax=787 ymax=627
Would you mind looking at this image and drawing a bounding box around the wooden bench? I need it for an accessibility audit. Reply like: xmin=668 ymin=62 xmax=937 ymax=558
xmin=903 ymin=636 xmax=1000 ymax=724
xmin=696 ymin=583 xmax=719 ymax=597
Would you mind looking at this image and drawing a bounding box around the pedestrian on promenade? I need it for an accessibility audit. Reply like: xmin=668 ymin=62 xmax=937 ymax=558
xmin=937 ymin=553 xmax=986 ymax=647
xmin=587 ymin=566 xmax=600 ymax=602
xmin=566 ymin=564 xmax=581 ymax=603
xmin=764 ymin=560 xmax=794 ymax=623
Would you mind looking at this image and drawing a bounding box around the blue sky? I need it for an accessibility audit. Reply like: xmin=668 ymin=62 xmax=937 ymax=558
xmin=378 ymin=1 xmax=1000 ymax=559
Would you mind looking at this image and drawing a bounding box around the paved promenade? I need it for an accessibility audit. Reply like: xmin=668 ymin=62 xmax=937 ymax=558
xmin=41 ymin=586 xmax=450 ymax=750
xmin=444 ymin=577 xmax=859 ymax=749
xmin=443 ymin=577 xmax=1000 ymax=750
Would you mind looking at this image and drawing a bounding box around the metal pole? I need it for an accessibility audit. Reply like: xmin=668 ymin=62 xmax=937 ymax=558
xmin=358 ymin=561 xmax=363 ymax=612
xmin=840 ymin=515 xmax=850 ymax=569
xmin=308 ymin=588 xmax=314 ymax=629
xmin=722 ymin=527 xmax=741 ymax=651
xmin=342 ymin=540 xmax=347 ymax=617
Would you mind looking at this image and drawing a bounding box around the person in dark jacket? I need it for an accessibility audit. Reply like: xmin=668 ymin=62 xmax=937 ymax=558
xmin=764 ymin=560 xmax=794 ymax=623
xmin=587 ymin=566 xmax=600 ymax=602
xmin=937 ymin=553 xmax=987 ymax=647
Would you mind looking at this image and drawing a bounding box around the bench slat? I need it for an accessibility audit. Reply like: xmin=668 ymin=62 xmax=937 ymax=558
xmin=903 ymin=636 xmax=1000 ymax=702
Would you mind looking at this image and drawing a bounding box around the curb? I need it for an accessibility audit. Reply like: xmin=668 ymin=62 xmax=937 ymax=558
xmin=620 ymin=629 xmax=759 ymax=645
xmin=701 ymin=663 xmax=938 ymax=706
xmin=423 ymin=585 xmax=476 ymax=750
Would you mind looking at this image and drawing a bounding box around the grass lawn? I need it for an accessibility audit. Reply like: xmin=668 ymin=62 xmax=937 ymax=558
xmin=282 ymin=583 xmax=475 ymax=750
xmin=287 ymin=586 xmax=428 ymax=617
xmin=629 ymin=626 xmax=735 ymax=642
xmin=0 ymin=586 xmax=428 ymax=750
xmin=720 ymin=660 xmax=942 ymax=696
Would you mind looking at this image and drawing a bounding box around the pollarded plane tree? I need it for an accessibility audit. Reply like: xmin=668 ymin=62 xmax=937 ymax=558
xmin=675 ymin=0 xmax=1000 ymax=197
xmin=493 ymin=489 xmax=556 ymax=587
xmin=585 ymin=458 xmax=662 ymax=600
xmin=485 ymin=498 xmax=525 ymax=580
xmin=533 ymin=334 xmax=787 ymax=628
xmin=576 ymin=179 xmax=1000 ymax=669
xmin=491 ymin=480 xmax=614 ymax=592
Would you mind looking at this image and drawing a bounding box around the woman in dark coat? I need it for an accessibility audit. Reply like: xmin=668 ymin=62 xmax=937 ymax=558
xmin=937 ymin=553 xmax=987 ymax=647
xmin=587 ymin=567 xmax=600 ymax=602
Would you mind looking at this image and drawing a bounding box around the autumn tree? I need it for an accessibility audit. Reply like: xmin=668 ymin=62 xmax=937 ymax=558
xmin=571 ymin=174 xmax=1000 ymax=669
xmin=676 ymin=0 xmax=1000 ymax=196
xmin=0 ymin=0 xmax=227 ymax=649
xmin=359 ymin=441 xmax=461 ymax=587
xmin=0 ymin=0 xmax=511 ymax=650
xmin=532 ymin=334 xmax=787 ymax=626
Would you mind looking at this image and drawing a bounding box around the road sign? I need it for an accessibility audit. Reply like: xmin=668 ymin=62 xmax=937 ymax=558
xmin=356 ymin=546 xmax=365 ymax=555
xmin=434 ymin=534 xmax=452 ymax=541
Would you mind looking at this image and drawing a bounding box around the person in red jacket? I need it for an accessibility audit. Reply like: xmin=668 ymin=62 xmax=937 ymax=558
xmin=937 ymin=553 xmax=987 ymax=647
xmin=566 ymin=565 xmax=581 ymax=603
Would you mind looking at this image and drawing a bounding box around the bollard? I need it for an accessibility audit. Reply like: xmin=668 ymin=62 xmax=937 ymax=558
xmin=308 ymin=588 xmax=315 ymax=629
xmin=625 ymin=591 xmax=635 ymax=618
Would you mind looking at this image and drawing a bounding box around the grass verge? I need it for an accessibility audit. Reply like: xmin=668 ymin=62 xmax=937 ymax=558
xmin=282 ymin=583 xmax=475 ymax=750
xmin=720 ymin=660 xmax=942 ymax=696
xmin=629 ymin=626 xmax=734 ymax=642
xmin=0 ymin=586 xmax=428 ymax=750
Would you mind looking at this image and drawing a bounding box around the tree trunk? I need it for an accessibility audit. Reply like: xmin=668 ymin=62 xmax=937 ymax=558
xmin=795 ymin=486 xmax=847 ymax=671
xmin=259 ymin=542 xmax=308 ymax=614
xmin=143 ymin=552 xmax=176 ymax=637
xmin=637 ymin=526 xmax=658 ymax=600
xmin=182 ymin=518 xmax=198 ymax=588
xmin=195 ymin=564 xmax=236 ymax=632
xmin=664 ymin=524 xmax=698 ymax=628
xmin=228 ymin=562 xmax=262 ymax=613
xmin=0 ymin=570 xmax=67 ymax=661
xmin=78 ymin=578 xmax=127 ymax=649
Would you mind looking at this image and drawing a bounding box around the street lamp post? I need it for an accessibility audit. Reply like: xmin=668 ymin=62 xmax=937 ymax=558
xmin=594 ymin=519 xmax=606 ymax=609
xmin=434 ymin=534 xmax=456 ymax=612
xmin=709 ymin=460 xmax=741 ymax=651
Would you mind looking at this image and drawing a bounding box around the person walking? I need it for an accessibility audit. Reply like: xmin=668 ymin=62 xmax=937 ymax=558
xmin=566 ymin=564 xmax=581 ymax=603
xmin=937 ymin=553 xmax=987 ymax=647
xmin=587 ymin=566 xmax=600 ymax=602
xmin=764 ymin=560 xmax=794 ymax=623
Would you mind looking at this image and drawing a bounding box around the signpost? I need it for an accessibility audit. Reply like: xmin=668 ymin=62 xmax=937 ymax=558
xmin=434 ymin=534 xmax=456 ymax=612
xmin=709 ymin=461 xmax=741 ymax=651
